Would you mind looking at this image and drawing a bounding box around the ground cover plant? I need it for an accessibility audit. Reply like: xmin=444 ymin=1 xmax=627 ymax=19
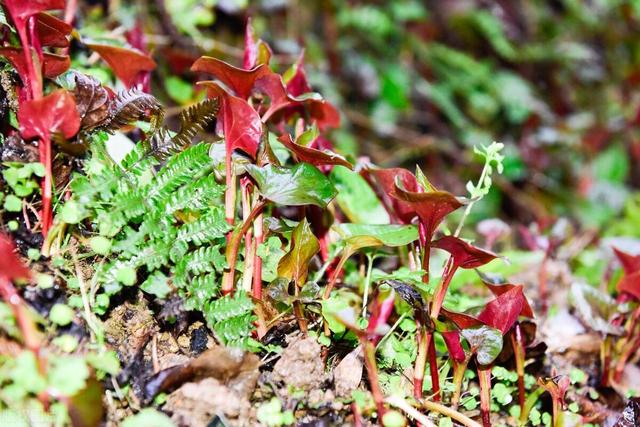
xmin=1 ymin=1 xmax=640 ymax=426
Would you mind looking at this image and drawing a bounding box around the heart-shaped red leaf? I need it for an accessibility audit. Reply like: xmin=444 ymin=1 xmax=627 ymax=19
xmin=483 ymin=282 xmax=534 ymax=319
xmin=85 ymin=43 xmax=156 ymax=89
xmin=0 ymin=234 xmax=31 ymax=281
xmin=613 ymin=247 xmax=640 ymax=275
xmin=477 ymin=286 xmax=526 ymax=334
xmin=277 ymin=133 xmax=352 ymax=169
xmin=371 ymin=168 xmax=422 ymax=224
xmin=0 ymin=47 xmax=70 ymax=79
xmin=394 ymin=187 xmax=464 ymax=245
xmin=35 ymin=12 xmax=72 ymax=47
xmin=442 ymin=330 xmax=466 ymax=363
xmin=432 ymin=236 xmax=498 ymax=269
xmin=191 ymin=56 xmax=268 ymax=99
xmin=19 ymin=90 xmax=80 ymax=141
xmin=617 ymin=270 xmax=640 ymax=300
xmin=220 ymin=95 xmax=261 ymax=159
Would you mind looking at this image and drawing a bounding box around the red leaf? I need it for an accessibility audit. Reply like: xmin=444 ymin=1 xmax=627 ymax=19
xmin=477 ymin=286 xmax=526 ymax=334
xmin=441 ymin=308 xmax=482 ymax=330
xmin=394 ymin=189 xmax=464 ymax=245
xmin=613 ymin=247 xmax=640 ymax=274
xmin=254 ymin=73 xmax=340 ymax=129
xmin=191 ymin=56 xmax=268 ymax=99
xmin=285 ymin=52 xmax=312 ymax=97
xmin=0 ymin=47 xmax=70 ymax=78
xmin=3 ymin=0 xmax=65 ymax=27
xmin=220 ymin=95 xmax=261 ymax=159
xmin=371 ymin=168 xmax=422 ymax=224
xmin=85 ymin=43 xmax=156 ymax=89
xmin=278 ymin=133 xmax=352 ymax=169
xmin=243 ymin=17 xmax=257 ymax=70
xmin=34 ymin=12 xmax=72 ymax=47
xmin=442 ymin=330 xmax=466 ymax=363
xmin=0 ymin=234 xmax=31 ymax=281
xmin=19 ymin=90 xmax=80 ymax=140
xmin=432 ymin=236 xmax=498 ymax=269
xmin=483 ymin=283 xmax=534 ymax=319
xmin=617 ymin=270 xmax=640 ymax=300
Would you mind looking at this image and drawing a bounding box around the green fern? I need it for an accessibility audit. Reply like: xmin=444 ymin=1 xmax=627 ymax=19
xmin=205 ymin=292 xmax=256 ymax=348
xmin=170 ymin=208 xmax=230 ymax=262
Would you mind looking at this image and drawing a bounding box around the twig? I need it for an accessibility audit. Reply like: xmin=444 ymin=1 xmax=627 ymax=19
xmin=420 ymin=399 xmax=482 ymax=427
xmin=385 ymin=395 xmax=436 ymax=427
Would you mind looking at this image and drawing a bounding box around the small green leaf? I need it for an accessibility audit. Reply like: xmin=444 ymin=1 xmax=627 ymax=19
xmin=89 ymin=236 xmax=112 ymax=255
xmin=116 ymin=267 xmax=136 ymax=286
xmin=50 ymin=303 xmax=75 ymax=326
xmin=3 ymin=194 xmax=22 ymax=212
xmin=86 ymin=351 xmax=121 ymax=376
xmin=140 ymin=271 xmax=172 ymax=299
xmin=246 ymin=163 xmax=337 ymax=208
xmin=60 ymin=200 xmax=85 ymax=224
xmin=461 ymin=325 xmax=503 ymax=366
xmin=121 ymin=408 xmax=174 ymax=427
xmin=48 ymin=356 xmax=89 ymax=396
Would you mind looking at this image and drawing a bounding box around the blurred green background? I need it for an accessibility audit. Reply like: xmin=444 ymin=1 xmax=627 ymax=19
xmin=80 ymin=0 xmax=640 ymax=232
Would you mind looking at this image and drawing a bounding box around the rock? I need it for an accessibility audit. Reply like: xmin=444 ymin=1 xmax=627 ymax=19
xmin=333 ymin=345 xmax=363 ymax=397
xmin=272 ymin=337 xmax=326 ymax=391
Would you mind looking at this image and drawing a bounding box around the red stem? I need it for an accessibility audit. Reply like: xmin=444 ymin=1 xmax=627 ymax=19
xmin=222 ymin=200 xmax=266 ymax=295
xmin=428 ymin=334 xmax=440 ymax=401
xmin=252 ymin=212 xmax=264 ymax=300
xmin=363 ymin=340 xmax=386 ymax=418
xmin=431 ymin=260 xmax=457 ymax=321
xmin=511 ymin=323 xmax=526 ymax=412
xmin=413 ymin=326 xmax=429 ymax=398
xmin=478 ymin=364 xmax=492 ymax=427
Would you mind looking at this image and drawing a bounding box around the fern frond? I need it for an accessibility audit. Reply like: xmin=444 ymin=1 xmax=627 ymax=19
xmin=161 ymin=174 xmax=225 ymax=215
xmin=170 ymin=208 xmax=229 ymax=262
xmin=101 ymin=89 xmax=164 ymax=133
xmin=173 ymin=245 xmax=226 ymax=278
xmin=181 ymin=272 xmax=220 ymax=310
xmin=149 ymin=98 xmax=220 ymax=160
xmin=205 ymin=292 xmax=255 ymax=348
xmin=147 ymin=143 xmax=212 ymax=204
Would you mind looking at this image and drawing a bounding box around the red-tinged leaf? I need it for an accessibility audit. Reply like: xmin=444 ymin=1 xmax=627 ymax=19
xmin=191 ymin=56 xmax=268 ymax=99
xmin=441 ymin=308 xmax=482 ymax=330
xmin=253 ymin=73 xmax=292 ymax=120
xmin=0 ymin=234 xmax=31 ymax=281
xmin=613 ymin=247 xmax=640 ymax=274
xmin=432 ymin=236 xmax=498 ymax=269
xmin=35 ymin=12 xmax=72 ymax=47
xmin=255 ymin=74 xmax=340 ymax=129
xmin=161 ymin=48 xmax=200 ymax=74
xmin=243 ymin=17 xmax=257 ymax=70
xmin=278 ymin=133 xmax=352 ymax=169
xmin=0 ymin=47 xmax=70 ymax=78
xmin=3 ymin=0 xmax=65 ymax=26
xmin=617 ymin=270 xmax=640 ymax=300
xmin=305 ymin=97 xmax=341 ymax=130
xmin=442 ymin=330 xmax=466 ymax=363
xmin=85 ymin=43 xmax=156 ymax=89
xmin=483 ymin=283 xmax=534 ymax=319
xmin=371 ymin=168 xmax=421 ymax=224
xmin=277 ymin=218 xmax=320 ymax=286
xmin=19 ymin=90 xmax=80 ymax=141
xmin=477 ymin=286 xmax=526 ymax=334
xmin=537 ymin=371 xmax=570 ymax=409
xmin=393 ymin=187 xmax=464 ymax=244
xmin=220 ymin=95 xmax=261 ymax=158
xmin=285 ymin=52 xmax=312 ymax=96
